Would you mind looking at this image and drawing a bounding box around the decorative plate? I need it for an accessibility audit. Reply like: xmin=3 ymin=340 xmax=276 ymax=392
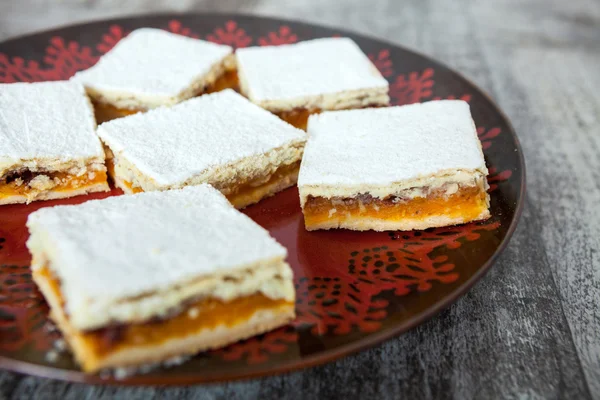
xmin=0 ymin=14 xmax=525 ymax=385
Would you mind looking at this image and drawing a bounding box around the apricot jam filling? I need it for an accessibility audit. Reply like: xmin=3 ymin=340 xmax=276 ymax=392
xmin=225 ymin=161 xmax=300 ymax=207
xmin=0 ymin=169 xmax=107 ymax=199
xmin=205 ymin=69 xmax=239 ymax=94
xmin=37 ymin=267 xmax=292 ymax=357
xmin=93 ymin=101 xmax=141 ymax=124
xmin=275 ymin=109 xmax=319 ymax=131
xmin=303 ymin=185 xmax=488 ymax=226
xmin=120 ymin=181 xmax=144 ymax=194
xmin=274 ymin=103 xmax=385 ymax=130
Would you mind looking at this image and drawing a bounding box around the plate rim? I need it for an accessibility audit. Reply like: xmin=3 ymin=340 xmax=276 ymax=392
xmin=0 ymin=12 xmax=526 ymax=386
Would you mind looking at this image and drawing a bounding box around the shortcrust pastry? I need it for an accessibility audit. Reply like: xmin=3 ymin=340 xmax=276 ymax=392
xmin=298 ymin=100 xmax=491 ymax=231
xmin=0 ymin=81 xmax=108 ymax=205
xmin=98 ymin=89 xmax=306 ymax=209
xmin=236 ymin=38 xmax=389 ymax=129
xmin=72 ymin=28 xmax=234 ymax=123
xmin=26 ymin=185 xmax=295 ymax=373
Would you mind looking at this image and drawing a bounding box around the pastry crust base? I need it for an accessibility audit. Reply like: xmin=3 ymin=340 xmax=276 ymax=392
xmin=304 ymin=210 xmax=491 ymax=231
xmin=0 ymin=169 xmax=109 ymax=205
xmin=302 ymin=184 xmax=490 ymax=231
xmin=83 ymin=308 xmax=293 ymax=372
xmin=0 ymin=182 xmax=109 ymax=206
xmin=33 ymin=268 xmax=295 ymax=373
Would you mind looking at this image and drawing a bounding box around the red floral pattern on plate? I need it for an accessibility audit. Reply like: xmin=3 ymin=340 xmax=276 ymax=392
xmin=214 ymin=327 xmax=298 ymax=364
xmin=43 ymin=37 xmax=98 ymax=79
xmin=389 ymin=68 xmax=434 ymax=105
xmin=206 ymin=21 xmax=252 ymax=48
xmin=167 ymin=20 xmax=199 ymax=38
xmin=369 ymin=49 xmax=393 ymax=77
xmin=356 ymin=221 xmax=499 ymax=301
xmin=350 ymin=248 xmax=458 ymax=297
xmin=214 ymin=220 xmax=502 ymax=361
xmin=487 ymin=167 xmax=513 ymax=192
xmin=0 ymin=265 xmax=58 ymax=352
xmin=0 ymin=37 xmax=96 ymax=82
xmin=258 ymin=26 xmax=298 ymax=46
xmin=0 ymin=56 xmax=47 ymax=83
xmin=294 ymin=277 xmax=387 ymax=335
xmin=477 ymin=127 xmax=502 ymax=150
xmin=97 ymin=25 xmax=128 ymax=53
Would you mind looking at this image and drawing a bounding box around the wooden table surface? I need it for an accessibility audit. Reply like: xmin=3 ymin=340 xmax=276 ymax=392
xmin=1 ymin=0 xmax=599 ymax=398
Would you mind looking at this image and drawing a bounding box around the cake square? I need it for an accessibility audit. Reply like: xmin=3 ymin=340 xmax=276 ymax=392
xmin=26 ymin=185 xmax=295 ymax=373
xmin=235 ymin=37 xmax=389 ymax=129
xmin=0 ymin=81 xmax=108 ymax=205
xmin=98 ymin=89 xmax=306 ymax=209
xmin=298 ymin=100 xmax=491 ymax=231
xmin=72 ymin=28 xmax=234 ymax=123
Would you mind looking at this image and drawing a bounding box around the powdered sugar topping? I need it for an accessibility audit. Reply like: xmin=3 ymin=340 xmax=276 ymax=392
xmin=236 ymin=37 xmax=389 ymax=102
xmin=0 ymin=81 xmax=103 ymax=168
xmin=97 ymin=90 xmax=306 ymax=185
xmin=27 ymin=185 xmax=287 ymax=312
xmin=72 ymin=28 xmax=232 ymax=98
xmin=298 ymin=100 xmax=487 ymax=187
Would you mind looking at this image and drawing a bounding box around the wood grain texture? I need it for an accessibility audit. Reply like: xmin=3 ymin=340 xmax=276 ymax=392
xmin=1 ymin=0 xmax=599 ymax=398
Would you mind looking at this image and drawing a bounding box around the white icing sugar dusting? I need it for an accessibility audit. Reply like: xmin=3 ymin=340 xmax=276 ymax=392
xmin=0 ymin=81 xmax=103 ymax=165
xmin=298 ymin=100 xmax=487 ymax=187
xmin=236 ymin=37 xmax=389 ymax=102
xmin=72 ymin=28 xmax=232 ymax=97
xmin=97 ymin=89 xmax=306 ymax=185
xmin=27 ymin=185 xmax=287 ymax=312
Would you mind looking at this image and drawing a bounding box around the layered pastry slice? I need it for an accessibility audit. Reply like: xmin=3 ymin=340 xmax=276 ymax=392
xmin=0 ymin=81 xmax=109 ymax=205
xmin=27 ymin=185 xmax=296 ymax=373
xmin=298 ymin=100 xmax=491 ymax=231
xmin=98 ymin=89 xmax=306 ymax=209
xmin=72 ymin=28 xmax=235 ymax=123
xmin=236 ymin=38 xmax=389 ymax=130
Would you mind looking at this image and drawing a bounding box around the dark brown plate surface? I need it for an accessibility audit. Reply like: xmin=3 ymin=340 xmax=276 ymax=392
xmin=0 ymin=13 xmax=525 ymax=385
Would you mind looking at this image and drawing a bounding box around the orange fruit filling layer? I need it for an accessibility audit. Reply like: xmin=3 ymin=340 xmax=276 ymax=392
xmin=93 ymin=101 xmax=140 ymax=124
xmin=0 ymin=170 xmax=107 ymax=199
xmin=120 ymin=180 xmax=144 ymax=194
xmin=36 ymin=267 xmax=292 ymax=358
xmin=205 ymin=68 xmax=239 ymax=94
xmin=225 ymin=161 xmax=300 ymax=207
xmin=275 ymin=109 xmax=321 ymax=131
xmin=274 ymin=103 xmax=386 ymax=130
xmin=303 ymin=186 xmax=488 ymax=226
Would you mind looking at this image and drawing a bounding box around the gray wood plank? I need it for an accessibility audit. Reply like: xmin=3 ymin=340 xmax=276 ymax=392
xmin=464 ymin=0 xmax=600 ymax=394
xmin=1 ymin=0 xmax=599 ymax=398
